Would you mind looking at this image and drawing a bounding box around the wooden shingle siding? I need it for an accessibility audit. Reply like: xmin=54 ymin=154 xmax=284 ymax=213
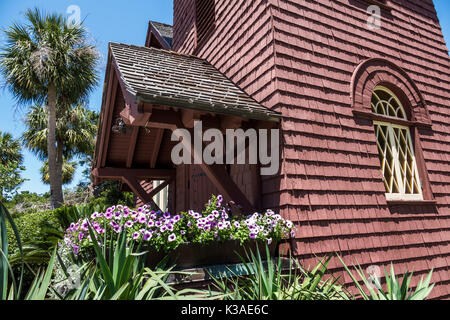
xmin=174 ymin=0 xmax=450 ymax=299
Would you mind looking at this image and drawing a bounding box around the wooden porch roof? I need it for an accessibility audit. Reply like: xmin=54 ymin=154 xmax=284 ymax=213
xmin=108 ymin=42 xmax=281 ymax=122
xmin=92 ymin=42 xmax=281 ymax=212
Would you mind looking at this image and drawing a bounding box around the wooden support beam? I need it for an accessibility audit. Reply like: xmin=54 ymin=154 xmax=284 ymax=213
xmin=148 ymin=179 xmax=171 ymax=199
xmin=143 ymin=109 xmax=256 ymax=213
xmin=126 ymin=127 xmax=140 ymax=168
xmin=122 ymin=175 xmax=162 ymax=212
xmin=93 ymin=168 xmax=175 ymax=180
xmin=150 ymin=129 xmax=164 ymax=168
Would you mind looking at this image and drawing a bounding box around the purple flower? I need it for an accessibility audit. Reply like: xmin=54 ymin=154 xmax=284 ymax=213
xmin=125 ymin=221 xmax=134 ymax=228
xmin=268 ymin=238 xmax=273 ymax=245
xmin=138 ymin=216 xmax=147 ymax=224
xmin=73 ymin=245 xmax=80 ymax=255
xmin=234 ymin=221 xmax=241 ymax=228
xmin=168 ymin=233 xmax=176 ymax=242
xmin=187 ymin=221 xmax=192 ymax=227
xmin=173 ymin=215 xmax=181 ymax=222
xmin=163 ymin=212 xmax=171 ymax=219
xmin=249 ymin=232 xmax=257 ymax=240
xmin=105 ymin=212 xmax=113 ymax=220
xmin=160 ymin=226 xmax=168 ymax=233
xmin=143 ymin=231 xmax=152 ymax=241
xmin=290 ymin=230 xmax=296 ymax=238
xmin=155 ymin=221 xmax=162 ymax=227
xmin=78 ymin=233 xmax=84 ymax=241
xmin=167 ymin=224 xmax=174 ymax=231
xmin=207 ymin=214 xmax=215 ymax=222
xmin=180 ymin=230 xmax=186 ymax=235
xmin=148 ymin=220 xmax=155 ymax=227
xmin=91 ymin=212 xmax=98 ymax=219
xmin=193 ymin=213 xmax=201 ymax=219
xmin=132 ymin=232 xmax=140 ymax=240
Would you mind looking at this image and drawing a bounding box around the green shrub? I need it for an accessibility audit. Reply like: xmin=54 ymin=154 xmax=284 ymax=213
xmin=209 ymin=246 xmax=351 ymax=300
xmin=6 ymin=209 xmax=59 ymax=261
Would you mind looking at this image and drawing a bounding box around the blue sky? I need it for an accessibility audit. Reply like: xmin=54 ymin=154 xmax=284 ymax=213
xmin=0 ymin=0 xmax=449 ymax=195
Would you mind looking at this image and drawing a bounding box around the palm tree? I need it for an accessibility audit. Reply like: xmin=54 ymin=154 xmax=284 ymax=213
xmin=40 ymin=158 xmax=77 ymax=185
xmin=22 ymin=104 xmax=98 ymax=196
xmin=0 ymin=8 xmax=98 ymax=208
xmin=0 ymin=131 xmax=26 ymax=199
xmin=0 ymin=131 xmax=23 ymax=166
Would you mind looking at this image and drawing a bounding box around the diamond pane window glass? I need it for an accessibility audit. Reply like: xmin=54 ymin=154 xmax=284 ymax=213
xmin=372 ymin=87 xmax=423 ymax=201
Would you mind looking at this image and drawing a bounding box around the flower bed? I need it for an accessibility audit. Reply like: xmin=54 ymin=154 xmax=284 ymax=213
xmin=63 ymin=195 xmax=296 ymax=259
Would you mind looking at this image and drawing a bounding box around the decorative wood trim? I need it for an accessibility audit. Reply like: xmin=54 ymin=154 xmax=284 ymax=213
xmin=99 ymin=62 xmax=119 ymax=168
xmin=386 ymin=200 xmax=437 ymax=206
xmin=93 ymin=168 xmax=175 ymax=180
xmin=353 ymin=109 xmax=432 ymax=129
xmin=150 ymin=129 xmax=164 ymax=168
xmin=126 ymin=127 xmax=140 ymax=168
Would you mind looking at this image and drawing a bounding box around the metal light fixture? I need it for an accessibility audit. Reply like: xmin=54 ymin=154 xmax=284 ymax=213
xmin=111 ymin=117 xmax=127 ymax=134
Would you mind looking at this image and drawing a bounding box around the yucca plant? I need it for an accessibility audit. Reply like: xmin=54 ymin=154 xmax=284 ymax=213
xmin=338 ymin=256 xmax=435 ymax=300
xmin=209 ymin=245 xmax=351 ymax=300
xmin=1 ymin=201 xmax=60 ymax=300
xmin=63 ymin=223 xmax=213 ymax=300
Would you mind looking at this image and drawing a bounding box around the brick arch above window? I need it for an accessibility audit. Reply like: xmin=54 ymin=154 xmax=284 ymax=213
xmin=351 ymin=58 xmax=432 ymax=128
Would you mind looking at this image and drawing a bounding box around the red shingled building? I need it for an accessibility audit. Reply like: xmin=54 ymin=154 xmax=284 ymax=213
xmin=93 ymin=0 xmax=450 ymax=298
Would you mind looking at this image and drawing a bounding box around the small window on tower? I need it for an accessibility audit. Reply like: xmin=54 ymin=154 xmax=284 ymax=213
xmin=195 ymin=0 xmax=216 ymax=47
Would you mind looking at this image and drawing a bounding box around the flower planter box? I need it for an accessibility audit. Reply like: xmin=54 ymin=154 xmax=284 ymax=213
xmin=145 ymin=240 xmax=278 ymax=269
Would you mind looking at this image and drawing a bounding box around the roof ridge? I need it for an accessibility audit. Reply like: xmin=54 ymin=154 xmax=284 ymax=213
xmin=108 ymin=42 xmax=206 ymax=62
xmin=148 ymin=20 xmax=173 ymax=28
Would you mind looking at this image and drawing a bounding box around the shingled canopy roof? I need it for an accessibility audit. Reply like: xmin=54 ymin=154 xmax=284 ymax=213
xmin=149 ymin=21 xmax=173 ymax=48
xmin=109 ymin=42 xmax=281 ymax=122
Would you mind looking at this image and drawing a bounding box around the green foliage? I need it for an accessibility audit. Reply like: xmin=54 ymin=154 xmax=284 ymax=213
xmin=209 ymin=245 xmax=351 ymax=300
xmin=6 ymin=209 xmax=60 ymax=265
xmin=338 ymin=256 xmax=435 ymax=300
xmin=91 ymin=181 xmax=135 ymax=208
xmin=0 ymin=131 xmax=26 ymax=200
xmin=1 ymin=201 xmax=58 ymax=301
xmin=59 ymin=225 xmax=213 ymax=300
xmin=0 ymin=7 xmax=99 ymax=106
xmin=23 ymin=104 xmax=98 ymax=161
xmin=40 ymin=158 xmax=77 ymax=185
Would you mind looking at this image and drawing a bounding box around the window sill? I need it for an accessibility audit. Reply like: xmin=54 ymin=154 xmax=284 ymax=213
xmin=352 ymin=109 xmax=432 ymax=129
xmin=386 ymin=199 xmax=437 ymax=206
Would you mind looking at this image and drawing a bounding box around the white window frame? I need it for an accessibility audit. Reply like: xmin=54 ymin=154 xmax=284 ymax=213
xmin=372 ymin=86 xmax=423 ymax=201
xmin=153 ymin=180 xmax=169 ymax=211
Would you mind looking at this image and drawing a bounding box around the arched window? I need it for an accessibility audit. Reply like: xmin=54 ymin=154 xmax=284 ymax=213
xmin=372 ymin=86 xmax=423 ymax=201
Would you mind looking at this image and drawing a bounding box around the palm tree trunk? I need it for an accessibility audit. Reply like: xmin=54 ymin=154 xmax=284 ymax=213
xmin=47 ymin=83 xmax=64 ymax=208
